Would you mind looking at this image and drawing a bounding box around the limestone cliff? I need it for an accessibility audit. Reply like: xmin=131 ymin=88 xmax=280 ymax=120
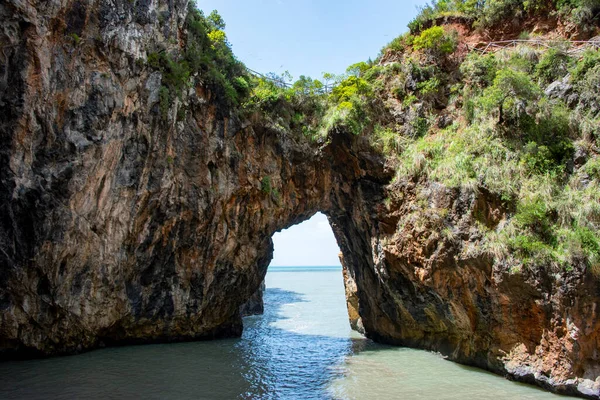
xmin=0 ymin=0 xmax=599 ymax=398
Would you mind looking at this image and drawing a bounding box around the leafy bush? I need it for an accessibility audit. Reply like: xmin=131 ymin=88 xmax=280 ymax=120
xmin=163 ymin=57 xmax=191 ymax=96
xmin=417 ymin=76 xmax=443 ymax=103
xmin=478 ymin=0 xmax=524 ymax=26
xmin=159 ymin=87 xmax=170 ymax=119
xmin=584 ymin=157 xmax=600 ymax=179
xmin=261 ymin=177 xmax=272 ymax=194
xmin=408 ymin=4 xmax=437 ymax=33
xmin=508 ymin=234 xmax=555 ymax=265
xmin=521 ymin=142 xmax=555 ymax=173
xmin=407 ymin=0 xmax=584 ymax=32
xmin=183 ymin=5 xmax=249 ymax=106
xmin=515 ymin=197 xmax=549 ymax=231
xmin=385 ymin=33 xmax=415 ymax=53
xmin=413 ymin=26 xmax=458 ymax=58
xmin=460 ymin=53 xmax=498 ymax=89
xmin=571 ymin=49 xmax=600 ymax=81
xmin=480 ymin=68 xmax=541 ymax=125
xmin=530 ymin=101 xmax=574 ymax=165
xmin=575 ymin=63 xmax=600 ymax=115
xmin=207 ymin=10 xmax=226 ymax=30
xmin=145 ymin=5 xmax=251 ymax=119
xmin=245 ymin=78 xmax=284 ymax=110
xmin=69 ymin=33 xmax=81 ymax=46
xmin=560 ymin=0 xmax=600 ymax=33
xmin=535 ymin=48 xmax=572 ymax=84
xmin=207 ymin=30 xmax=227 ymax=46
xmin=331 ymin=76 xmax=372 ymax=103
xmin=292 ymin=75 xmax=325 ymax=97
xmin=566 ymin=50 xmax=600 ymax=119
xmin=576 ymin=226 xmax=600 ymax=258
xmin=147 ymin=52 xmax=162 ymax=69
xmin=505 ymin=45 xmax=540 ymax=74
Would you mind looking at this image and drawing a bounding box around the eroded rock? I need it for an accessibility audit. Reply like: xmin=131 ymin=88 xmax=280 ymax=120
xmin=240 ymin=281 xmax=265 ymax=317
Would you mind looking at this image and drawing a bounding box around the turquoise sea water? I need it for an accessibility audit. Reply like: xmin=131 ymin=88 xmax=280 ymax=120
xmin=0 ymin=266 xmax=566 ymax=399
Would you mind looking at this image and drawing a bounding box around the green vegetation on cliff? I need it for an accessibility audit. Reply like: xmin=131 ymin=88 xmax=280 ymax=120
xmin=358 ymin=4 xmax=600 ymax=276
xmin=173 ymin=2 xmax=599 ymax=276
xmin=147 ymin=4 xmax=250 ymax=118
xmin=408 ymin=0 xmax=600 ymax=34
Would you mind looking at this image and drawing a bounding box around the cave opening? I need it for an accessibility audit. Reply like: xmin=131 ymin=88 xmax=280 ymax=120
xmin=270 ymin=212 xmax=341 ymax=269
xmin=262 ymin=212 xmax=354 ymax=337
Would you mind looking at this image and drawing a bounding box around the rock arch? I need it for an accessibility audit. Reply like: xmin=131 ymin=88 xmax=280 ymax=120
xmin=0 ymin=64 xmax=391 ymax=356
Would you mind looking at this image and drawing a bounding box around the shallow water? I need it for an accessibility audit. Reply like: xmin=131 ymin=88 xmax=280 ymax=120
xmin=0 ymin=266 xmax=565 ymax=399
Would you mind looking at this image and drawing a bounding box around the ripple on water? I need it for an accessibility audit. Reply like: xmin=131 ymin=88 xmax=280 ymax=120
xmin=0 ymin=268 xmax=568 ymax=400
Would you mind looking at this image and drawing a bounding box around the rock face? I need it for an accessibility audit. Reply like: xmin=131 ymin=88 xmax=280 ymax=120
xmin=0 ymin=1 xmax=599 ymax=398
xmin=0 ymin=0 xmax=390 ymax=358
xmin=348 ymin=180 xmax=600 ymax=398
xmin=240 ymin=281 xmax=265 ymax=317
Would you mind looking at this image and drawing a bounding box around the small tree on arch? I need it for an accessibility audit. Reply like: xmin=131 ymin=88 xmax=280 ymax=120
xmin=481 ymin=69 xmax=540 ymax=125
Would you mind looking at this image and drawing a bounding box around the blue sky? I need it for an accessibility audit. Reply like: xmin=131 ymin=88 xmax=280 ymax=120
xmin=270 ymin=213 xmax=341 ymax=267
xmin=196 ymin=0 xmax=429 ymax=80
xmin=193 ymin=1 xmax=428 ymax=266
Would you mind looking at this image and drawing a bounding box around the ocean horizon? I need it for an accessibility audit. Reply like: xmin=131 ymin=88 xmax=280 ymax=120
xmin=268 ymin=265 xmax=342 ymax=272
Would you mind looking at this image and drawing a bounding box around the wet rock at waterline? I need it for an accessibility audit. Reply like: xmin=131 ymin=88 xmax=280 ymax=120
xmin=0 ymin=0 xmax=599 ymax=398
xmin=240 ymin=282 xmax=265 ymax=317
